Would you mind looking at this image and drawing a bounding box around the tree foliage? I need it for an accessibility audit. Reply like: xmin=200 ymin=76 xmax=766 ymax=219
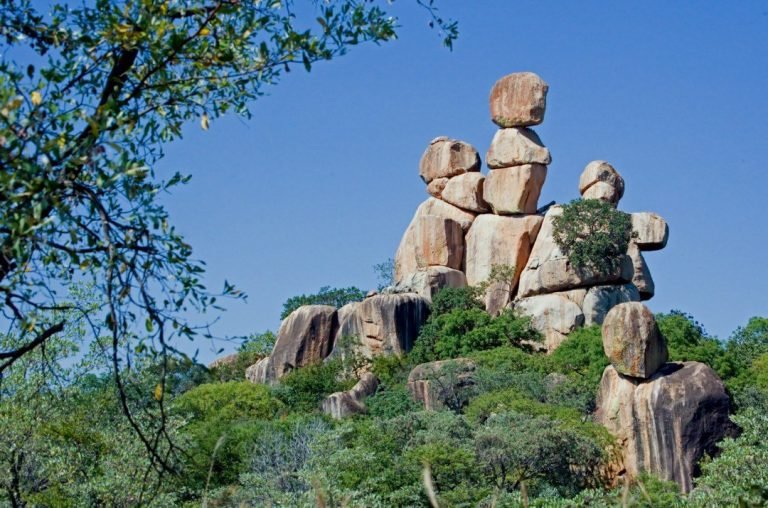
xmin=0 ymin=0 xmax=457 ymax=471
xmin=280 ymin=286 xmax=366 ymax=320
xmin=552 ymin=199 xmax=632 ymax=274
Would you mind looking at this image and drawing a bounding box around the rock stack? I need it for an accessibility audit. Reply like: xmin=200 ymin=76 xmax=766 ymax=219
xmin=594 ymin=302 xmax=735 ymax=493
xmin=392 ymin=71 xmax=670 ymax=351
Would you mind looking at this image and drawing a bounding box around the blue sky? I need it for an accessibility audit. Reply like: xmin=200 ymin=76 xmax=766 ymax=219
xmin=154 ymin=1 xmax=768 ymax=361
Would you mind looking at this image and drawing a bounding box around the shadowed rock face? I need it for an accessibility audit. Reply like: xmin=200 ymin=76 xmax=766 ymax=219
xmin=249 ymin=305 xmax=338 ymax=384
xmin=330 ymin=294 xmax=430 ymax=361
xmin=595 ymin=362 xmax=737 ymax=493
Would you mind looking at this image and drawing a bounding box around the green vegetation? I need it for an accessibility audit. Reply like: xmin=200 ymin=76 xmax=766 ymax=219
xmin=2 ymin=278 xmax=767 ymax=505
xmin=552 ymin=199 xmax=633 ymax=273
xmin=280 ymin=286 xmax=366 ymax=320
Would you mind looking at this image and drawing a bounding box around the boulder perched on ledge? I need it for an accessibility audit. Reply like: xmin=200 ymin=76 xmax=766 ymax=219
xmin=595 ymin=362 xmax=736 ymax=493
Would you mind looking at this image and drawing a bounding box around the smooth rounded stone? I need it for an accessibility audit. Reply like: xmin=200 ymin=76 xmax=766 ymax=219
xmin=595 ymin=363 xmax=736 ymax=493
xmin=413 ymin=215 xmax=464 ymax=269
xmin=601 ymin=302 xmax=667 ymax=378
xmin=419 ymin=137 xmax=481 ymax=184
xmin=578 ymin=160 xmax=625 ymax=198
xmin=441 ymin=173 xmax=489 ymax=213
xmin=631 ymin=212 xmax=669 ymax=251
xmin=489 ymin=72 xmax=548 ymax=128
xmin=427 ymin=177 xmax=449 ymax=198
xmin=583 ymin=283 xmax=641 ymax=326
xmin=254 ymin=305 xmax=338 ymax=383
xmin=322 ymin=372 xmax=379 ymax=419
xmin=407 ymin=358 xmax=477 ymax=411
xmin=486 ymin=128 xmax=551 ymax=168
xmin=628 ymin=243 xmax=655 ymax=300
xmin=394 ymin=198 xmax=476 ymax=281
xmin=515 ymin=294 xmax=585 ymax=352
xmin=483 ymin=164 xmax=547 ymax=215
xmin=517 ymin=207 xmax=635 ymax=298
xmin=329 ymin=293 xmax=430 ymax=362
xmin=465 ymin=214 xmax=543 ymax=314
xmin=387 ymin=266 xmax=467 ymax=301
xmin=582 ymin=181 xmax=622 ymax=207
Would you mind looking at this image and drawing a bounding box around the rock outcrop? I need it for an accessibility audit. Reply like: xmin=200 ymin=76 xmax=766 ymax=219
xmin=322 ymin=372 xmax=380 ymax=419
xmin=515 ymin=293 xmax=584 ymax=351
xmin=595 ymin=303 xmax=735 ymax=493
xmin=596 ymin=363 xmax=735 ymax=493
xmin=419 ymin=137 xmax=481 ymax=183
xmin=250 ymin=305 xmax=338 ymax=384
xmin=407 ymin=358 xmax=477 ymax=411
xmin=390 ymin=71 xmax=669 ymax=353
xmin=465 ymin=214 xmax=543 ymax=314
xmin=330 ymin=293 xmax=430 ymax=361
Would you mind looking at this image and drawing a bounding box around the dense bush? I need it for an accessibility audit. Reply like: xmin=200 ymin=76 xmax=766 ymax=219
xmin=271 ymin=359 xmax=355 ymax=413
xmin=173 ymin=381 xmax=284 ymax=487
xmin=410 ymin=307 xmax=540 ymax=364
xmin=552 ymin=199 xmax=632 ymax=274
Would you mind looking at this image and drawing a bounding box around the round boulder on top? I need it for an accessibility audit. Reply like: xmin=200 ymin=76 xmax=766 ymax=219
xmin=602 ymin=302 xmax=668 ymax=379
xmin=579 ymin=161 xmax=624 ymax=207
xmin=419 ymin=137 xmax=481 ymax=184
xmin=489 ymin=72 xmax=548 ymax=128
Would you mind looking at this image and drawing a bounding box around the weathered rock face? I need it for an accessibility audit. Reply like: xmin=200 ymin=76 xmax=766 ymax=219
xmin=465 ymin=214 xmax=543 ymax=314
xmin=419 ymin=137 xmax=481 ymax=184
xmin=631 ymin=212 xmax=669 ymax=251
xmin=427 ymin=177 xmax=449 ymax=198
xmin=331 ymin=294 xmax=430 ymax=360
xmin=486 ymin=128 xmax=551 ymax=168
xmin=441 ymin=173 xmax=489 ymax=213
xmin=245 ymin=356 xmax=270 ymax=384
xmin=582 ymin=181 xmax=622 ymax=206
xmin=601 ymin=302 xmax=668 ymax=378
xmin=407 ymin=358 xmax=477 ymax=411
xmin=394 ymin=198 xmax=476 ymax=281
xmin=517 ymin=207 xmax=633 ymax=298
xmin=322 ymin=372 xmax=380 ymax=419
xmin=413 ymin=215 xmax=464 ymax=270
xmin=578 ymin=161 xmax=625 ymax=197
xmin=483 ymin=164 xmax=547 ymax=215
xmin=515 ymin=293 xmax=585 ymax=351
xmin=582 ymin=283 xmax=641 ymax=327
xmin=489 ymin=72 xmax=548 ymax=128
xmin=595 ymin=363 xmax=736 ymax=493
xmin=628 ymin=243 xmax=655 ymax=300
xmin=387 ymin=266 xmax=467 ymax=301
xmin=255 ymin=305 xmax=338 ymax=383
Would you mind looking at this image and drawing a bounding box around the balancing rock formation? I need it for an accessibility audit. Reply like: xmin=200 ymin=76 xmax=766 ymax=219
xmin=393 ymin=71 xmax=669 ymax=350
xmin=595 ymin=303 xmax=735 ymax=493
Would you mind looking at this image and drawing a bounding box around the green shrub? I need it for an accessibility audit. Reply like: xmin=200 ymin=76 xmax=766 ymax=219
xmin=430 ymin=286 xmax=484 ymax=316
xmin=656 ymin=311 xmax=725 ymax=369
xmin=410 ymin=308 xmax=540 ymax=364
xmin=366 ymin=385 xmax=419 ymax=418
xmin=272 ymin=359 xmax=353 ymax=413
xmin=173 ymin=381 xmax=284 ymax=488
xmin=552 ymin=199 xmax=632 ymax=274
xmin=545 ymin=326 xmax=608 ymax=386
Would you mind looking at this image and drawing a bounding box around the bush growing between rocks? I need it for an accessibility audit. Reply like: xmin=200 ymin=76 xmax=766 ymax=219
xmin=552 ymin=199 xmax=632 ymax=274
xmin=280 ymin=286 xmax=366 ymax=320
xmin=271 ymin=358 xmax=355 ymax=413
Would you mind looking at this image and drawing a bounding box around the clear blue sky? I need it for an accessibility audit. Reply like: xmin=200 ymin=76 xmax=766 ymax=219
xmin=154 ymin=1 xmax=768 ymax=361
